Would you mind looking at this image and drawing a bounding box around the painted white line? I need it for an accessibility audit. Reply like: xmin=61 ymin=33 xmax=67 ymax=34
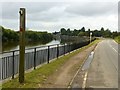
xmin=82 ymin=72 xmax=88 ymax=89
xmin=67 ymin=43 xmax=98 ymax=88
xmin=108 ymin=44 xmax=118 ymax=72
xmin=113 ymin=40 xmax=118 ymax=44
xmin=67 ymin=65 xmax=81 ymax=88
xmin=67 ymin=52 xmax=90 ymax=88
xmin=113 ymin=47 xmax=118 ymax=53
xmin=109 ymin=44 xmax=120 ymax=56
xmin=67 ymin=49 xmax=92 ymax=88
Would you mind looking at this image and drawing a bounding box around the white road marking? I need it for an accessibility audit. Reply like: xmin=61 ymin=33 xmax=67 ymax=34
xmin=81 ymin=44 xmax=99 ymax=89
xmin=113 ymin=40 xmax=117 ymax=44
xmin=82 ymin=72 xmax=88 ymax=89
xmin=107 ymin=40 xmax=120 ymax=56
xmin=67 ymin=66 xmax=81 ymax=88
xmin=67 ymin=51 xmax=90 ymax=88
xmin=109 ymin=44 xmax=120 ymax=56
xmin=107 ymin=41 xmax=119 ymax=71
xmin=68 ymin=44 xmax=98 ymax=88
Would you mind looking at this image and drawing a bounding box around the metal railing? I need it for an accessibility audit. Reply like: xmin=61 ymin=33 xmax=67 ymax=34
xmin=0 ymin=39 xmax=95 ymax=80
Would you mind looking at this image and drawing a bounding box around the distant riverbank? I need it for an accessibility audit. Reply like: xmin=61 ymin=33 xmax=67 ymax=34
xmin=1 ymin=26 xmax=54 ymax=51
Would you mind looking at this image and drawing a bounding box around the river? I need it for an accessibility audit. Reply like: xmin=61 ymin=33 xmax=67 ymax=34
xmin=2 ymin=40 xmax=61 ymax=52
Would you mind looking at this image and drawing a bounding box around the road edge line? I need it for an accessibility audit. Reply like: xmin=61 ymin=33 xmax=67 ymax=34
xmin=82 ymin=71 xmax=88 ymax=89
xmin=82 ymin=42 xmax=99 ymax=89
xmin=67 ymin=43 xmax=98 ymax=88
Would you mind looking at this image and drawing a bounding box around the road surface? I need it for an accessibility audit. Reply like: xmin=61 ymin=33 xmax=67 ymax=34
xmin=71 ymin=39 xmax=118 ymax=88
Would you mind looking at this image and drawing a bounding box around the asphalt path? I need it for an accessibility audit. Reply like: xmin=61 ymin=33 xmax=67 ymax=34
xmin=71 ymin=39 xmax=119 ymax=89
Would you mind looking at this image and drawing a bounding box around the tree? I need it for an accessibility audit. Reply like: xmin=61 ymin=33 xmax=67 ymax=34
xmin=112 ymin=31 xmax=119 ymax=38
xmin=2 ymin=27 xmax=19 ymax=42
xmin=92 ymin=30 xmax=102 ymax=37
xmin=78 ymin=31 xmax=86 ymax=36
xmin=60 ymin=28 xmax=66 ymax=35
xmin=66 ymin=28 xmax=72 ymax=36
xmin=2 ymin=26 xmax=53 ymax=43
xmin=86 ymin=29 xmax=90 ymax=36
xmin=101 ymin=27 xmax=104 ymax=31
xmin=81 ymin=27 xmax=85 ymax=32
xmin=100 ymin=27 xmax=105 ymax=37
xmin=103 ymin=29 xmax=111 ymax=38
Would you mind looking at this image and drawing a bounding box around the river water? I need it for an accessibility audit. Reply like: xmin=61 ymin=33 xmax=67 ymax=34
xmin=3 ymin=40 xmax=61 ymax=52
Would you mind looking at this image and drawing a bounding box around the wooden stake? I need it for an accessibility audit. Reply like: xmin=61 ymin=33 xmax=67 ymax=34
xmin=19 ymin=8 xmax=25 ymax=83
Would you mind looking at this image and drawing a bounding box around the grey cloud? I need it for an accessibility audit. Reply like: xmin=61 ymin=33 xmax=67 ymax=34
xmin=27 ymin=5 xmax=67 ymax=22
xmin=2 ymin=2 xmax=117 ymax=22
xmin=65 ymin=2 xmax=117 ymax=16
xmin=1 ymin=2 xmax=117 ymax=32
xmin=2 ymin=2 xmax=65 ymax=20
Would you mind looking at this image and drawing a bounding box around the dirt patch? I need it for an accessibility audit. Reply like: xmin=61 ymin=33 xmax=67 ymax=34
xmin=41 ymin=44 xmax=97 ymax=88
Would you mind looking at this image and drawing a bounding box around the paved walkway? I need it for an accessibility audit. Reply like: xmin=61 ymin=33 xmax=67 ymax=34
xmin=41 ymin=44 xmax=97 ymax=88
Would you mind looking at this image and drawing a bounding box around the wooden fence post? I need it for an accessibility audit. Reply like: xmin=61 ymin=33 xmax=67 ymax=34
xmin=19 ymin=8 xmax=26 ymax=83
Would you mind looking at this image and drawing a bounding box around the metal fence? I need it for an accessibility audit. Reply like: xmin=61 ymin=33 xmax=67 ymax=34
xmin=0 ymin=39 xmax=95 ymax=80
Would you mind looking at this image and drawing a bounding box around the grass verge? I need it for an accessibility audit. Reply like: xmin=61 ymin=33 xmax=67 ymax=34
xmin=2 ymin=39 xmax=100 ymax=89
xmin=114 ymin=36 xmax=120 ymax=44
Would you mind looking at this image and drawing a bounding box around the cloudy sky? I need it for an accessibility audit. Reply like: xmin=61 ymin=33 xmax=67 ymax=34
xmin=0 ymin=0 xmax=119 ymax=32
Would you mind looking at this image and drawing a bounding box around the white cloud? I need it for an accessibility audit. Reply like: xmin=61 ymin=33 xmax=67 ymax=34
xmin=27 ymin=5 xmax=67 ymax=22
xmin=1 ymin=1 xmax=118 ymax=32
xmin=0 ymin=0 xmax=119 ymax=2
xmin=65 ymin=2 xmax=117 ymax=16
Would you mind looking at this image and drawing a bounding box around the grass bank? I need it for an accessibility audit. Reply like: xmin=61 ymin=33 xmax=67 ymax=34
xmin=2 ymin=40 xmax=100 ymax=89
xmin=114 ymin=36 xmax=120 ymax=44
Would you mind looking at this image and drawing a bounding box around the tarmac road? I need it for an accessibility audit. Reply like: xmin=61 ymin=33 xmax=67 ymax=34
xmin=86 ymin=39 xmax=118 ymax=88
xmin=71 ymin=39 xmax=119 ymax=89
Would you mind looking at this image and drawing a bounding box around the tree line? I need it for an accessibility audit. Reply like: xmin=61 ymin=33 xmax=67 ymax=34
xmin=1 ymin=26 xmax=53 ymax=43
xmin=55 ymin=27 xmax=120 ymax=38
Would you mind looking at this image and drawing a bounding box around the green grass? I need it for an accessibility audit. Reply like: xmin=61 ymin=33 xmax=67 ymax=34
xmin=2 ymin=40 xmax=100 ymax=89
xmin=114 ymin=36 xmax=120 ymax=44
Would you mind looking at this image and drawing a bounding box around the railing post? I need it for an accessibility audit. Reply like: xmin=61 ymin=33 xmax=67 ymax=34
xmin=47 ymin=46 xmax=50 ymax=63
xmin=64 ymin=43 xmax=65 ymax=55
xmin=5 ymin=58 xmax=7 ymax=78
xmin=2 ymin=58 xmax=3 ymax=79
xmin=71 ymin=43 xmax=73 ymax=51
xmin=57 ymin=44 xmax=59 ymax=58
xmin=12 ymin=51 xmax=15 ymax=79
xmin=34 ymin=48 xmax=36 ymax=70
xmin=69 ymin=43 xmax=70 ymax=53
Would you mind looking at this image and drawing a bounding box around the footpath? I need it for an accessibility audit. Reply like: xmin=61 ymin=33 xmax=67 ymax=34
xmin=41 ymin=43 xmax=97 ymax=88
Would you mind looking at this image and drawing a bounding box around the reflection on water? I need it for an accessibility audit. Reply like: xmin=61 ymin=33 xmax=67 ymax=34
xmin=3 ymin=40 xmax=61 ymax=52
xmin=2 ymin=42 xmax=19 ymax=52
xmin=46 ymin=40 xmax=60 ymax=45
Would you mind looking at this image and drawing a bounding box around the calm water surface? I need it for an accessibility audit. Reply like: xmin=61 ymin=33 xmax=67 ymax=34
xmin=3 ymin=40 xmax=61 ymax=52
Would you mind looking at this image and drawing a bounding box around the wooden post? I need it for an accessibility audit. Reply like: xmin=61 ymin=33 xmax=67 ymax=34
xmin=19 ymin=8 xmax=25 ymax=83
